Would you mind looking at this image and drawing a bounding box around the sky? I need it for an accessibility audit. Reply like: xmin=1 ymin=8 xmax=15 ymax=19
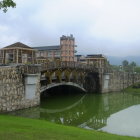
xmin=0 ymin=0 xmax=140 ymax=57
xmin=101 ymin=105 xmax=140 ymax=137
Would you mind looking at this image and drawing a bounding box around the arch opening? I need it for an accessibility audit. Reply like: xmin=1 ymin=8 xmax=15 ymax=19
xmin=84 ymin=72 xmax=100 ymax=93
xmin=41 ymin=83 xmax=86 ymax=99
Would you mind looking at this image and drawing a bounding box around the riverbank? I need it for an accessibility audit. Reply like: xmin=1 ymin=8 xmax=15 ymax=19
xmin=124 ymin=85 xmax=140 ymax=93
xmin=0 ymin=115 xmax=139 ymax=140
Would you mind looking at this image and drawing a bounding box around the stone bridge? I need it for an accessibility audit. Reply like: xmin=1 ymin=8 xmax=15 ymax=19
xmin=40 ymin=62 xmax=103 ymax=94
xmin=0 ymin=63 xmax=140 ymax=112
xmin=40 ymin=62 xmax=140 ymax=94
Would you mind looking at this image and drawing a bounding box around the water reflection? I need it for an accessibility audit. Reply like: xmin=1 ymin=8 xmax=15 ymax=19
xmin=101 ymin=105 xmax=140 ymax=137
xmin=7 ymin=92 xmax=140 ymax=137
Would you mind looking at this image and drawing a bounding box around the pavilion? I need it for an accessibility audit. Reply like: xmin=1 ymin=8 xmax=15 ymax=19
xmin=0 ymin=42 xmax=37 ymax=64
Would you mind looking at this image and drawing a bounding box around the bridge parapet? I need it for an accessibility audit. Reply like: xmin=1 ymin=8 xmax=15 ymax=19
xmin=16 ymin=65 xmax=41 ymax=74
xmin=7 ymin=62 xmax=108 ymax=75
xmin=40 ymin=61 xmax=99 ymax=72
xmin=101 ymin=70 xmax=140 ymax=93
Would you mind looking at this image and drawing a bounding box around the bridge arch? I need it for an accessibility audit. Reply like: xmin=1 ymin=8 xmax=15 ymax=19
xmin=44 ymin=82 xmax=87 ymax=92
xmin=84 ymin=72 xmax=100 ymax=93
xmin=41 ymin=82 xmax=87 ymax=94
xmin=41 ymin=65 xmax=101 ymax=94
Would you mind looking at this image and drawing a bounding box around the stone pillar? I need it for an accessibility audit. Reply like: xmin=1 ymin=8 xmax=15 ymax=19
xmin=16 ymin=49 xmax=19 ymax=64
xmin=32 ymin=51 xmax=34 ymax=64
xmin=24 ymin=74 xmax=40 ymax=101
xmin=101 ymin=73 xmax=110 ymax=93
xmin=3 ymin=50 xmax=5 ymax=64
xmin=21 ymin=49 xmax=23 ymax=63
xmin=2 ymin=50 xmax=4 ymax=64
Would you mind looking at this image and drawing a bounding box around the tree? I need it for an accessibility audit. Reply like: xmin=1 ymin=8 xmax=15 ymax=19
xmin=122 ymin=60 xmax=129 ymax=68
xmin=0 ymin=0 xmax=16 ymax=12
xmin=130 ymin=61 xmax=137 ymax=73
xmin=130 ymin=61 xmax=136 ymax=67
xmin=122 ymin=60 xmax=130 ymax=72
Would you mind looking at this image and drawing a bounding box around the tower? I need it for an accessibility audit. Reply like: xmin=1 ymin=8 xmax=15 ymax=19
xmin=60 ymin=34 xmax=76 ymax=62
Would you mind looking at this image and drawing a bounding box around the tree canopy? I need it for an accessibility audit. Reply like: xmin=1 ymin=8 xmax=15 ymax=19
xmin=122 ymin=60 xmax=129 ymax=68
xmin=130 ymin=61 xmax=136 ymax=67
xmin=0 ymin=0 xmax=16 ymax=12
xmin=121 ymin=60 xmax=138 ymax=72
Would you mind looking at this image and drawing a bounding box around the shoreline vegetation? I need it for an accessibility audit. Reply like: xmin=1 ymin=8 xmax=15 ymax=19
xmin=124 ymin=83 xmax=140 ymax=93
xmin=0 ymin=114 xmax=139 ymax=140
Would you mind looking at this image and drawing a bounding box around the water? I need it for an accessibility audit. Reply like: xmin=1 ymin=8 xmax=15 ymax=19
xmin=8 ymin=92 xmax=140 ymax=137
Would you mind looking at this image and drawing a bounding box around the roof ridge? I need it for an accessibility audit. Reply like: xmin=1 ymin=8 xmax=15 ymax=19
xmin=33 ymin=45 xmax=60 ymax=51
xmin=33 ymin=45 xmax=60 ymax=47
xmin=4 ymin=42 xmax=33 ymax=49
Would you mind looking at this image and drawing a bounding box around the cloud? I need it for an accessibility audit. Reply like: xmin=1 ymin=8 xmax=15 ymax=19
xmin=89 ymin=0 xmax=140 ymax=43
xmin=0 ymin=0 xmax=140 ymax=56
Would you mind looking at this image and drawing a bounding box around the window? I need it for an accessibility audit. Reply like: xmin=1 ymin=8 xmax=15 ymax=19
xmin=48 ymin=52 xmax=52 ymax=57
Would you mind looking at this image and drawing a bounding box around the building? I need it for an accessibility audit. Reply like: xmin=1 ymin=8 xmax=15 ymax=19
xmin=75 ymin=55 xmax=87 ymax=64
xmin=33 ymin=34 xmax=77 ymax=63
xmin=60 ymin=35 xmax=76 ymax=62
xmin=0 ymin=42 xmax=36 ymax=64
xmin=76 ymin=54 xmax=107 ymax=68
xmin=33 ymin=45 xmax=61 ymax=63
xmin=86 ymin=54 xmax=107 ymax=68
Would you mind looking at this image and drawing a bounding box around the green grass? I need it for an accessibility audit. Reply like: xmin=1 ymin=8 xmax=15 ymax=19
xmin=124 ymin=86 xmax=140 ymax=93
xmin=0 ymin=115 xmax=139 ymax=140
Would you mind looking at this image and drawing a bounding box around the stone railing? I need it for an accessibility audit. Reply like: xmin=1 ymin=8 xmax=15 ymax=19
xmin=2 ymin=62 xmax=109 ymax=74
xmin=15 ymin=64 xmax=41 ymax=74
xmin=0 ymin=66 xmax=22 ymax=85
xmin=41 ymin=61 xmax=100 ymax=72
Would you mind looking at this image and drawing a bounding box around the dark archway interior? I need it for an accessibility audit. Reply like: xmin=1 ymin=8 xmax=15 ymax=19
xmin=84 ymin=72 xmax=100 ymax=93
xmin=41 ymin=85 xmax=85 ymax=99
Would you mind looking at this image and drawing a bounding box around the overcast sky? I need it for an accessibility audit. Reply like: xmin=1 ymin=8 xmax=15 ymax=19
xmin=0 ymin=0 xmax=140 ymax=56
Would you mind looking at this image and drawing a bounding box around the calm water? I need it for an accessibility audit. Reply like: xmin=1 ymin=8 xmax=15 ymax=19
xmin=8 ymin=92 xmax=140 ymax=137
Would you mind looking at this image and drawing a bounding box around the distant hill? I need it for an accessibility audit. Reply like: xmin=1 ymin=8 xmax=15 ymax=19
xmin=107 ymin=56 xmax=140 ymax=66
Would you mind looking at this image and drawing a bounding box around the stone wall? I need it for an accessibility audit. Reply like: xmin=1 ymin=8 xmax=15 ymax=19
xmin=101 ymin=71 xmax=140 ymax=93
xmin=0 ymin=66 xmax=40 ymax=112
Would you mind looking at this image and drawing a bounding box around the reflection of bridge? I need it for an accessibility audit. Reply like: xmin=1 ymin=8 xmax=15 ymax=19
xmin=8 ymin=93 xmax=140 ymax=130
xmin=39 ymin=93 xmax=140 ymax=130
xmin=40 ymin=95 xmax=86 ymax=113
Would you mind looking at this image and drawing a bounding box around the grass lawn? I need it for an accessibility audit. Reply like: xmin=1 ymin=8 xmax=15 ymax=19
xmin=0 ymin=115 xmax=139 ymax=140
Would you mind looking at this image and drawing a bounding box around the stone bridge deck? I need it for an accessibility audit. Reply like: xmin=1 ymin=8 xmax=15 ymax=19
xmin=7 ymin=63 xmax=140 ymax=94
xmin=14 ymin=62 xmax=111 ymax=74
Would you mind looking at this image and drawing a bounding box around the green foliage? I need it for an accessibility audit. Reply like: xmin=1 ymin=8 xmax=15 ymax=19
xmin=110 ymin=65 xmax=120 ymax=71
xmin=0 ymin=0 xmax=16 ymax=12
xmin=124 ymin=84 xmax=140 ymax=93
xmin=121 ymin=60 xmax=137 ymax=73
xmin=0 ymin=115 xmax=139 ymax=140
xmin=130 ymin=61 xmax=137 ymax=67
xmin=134 ymin=67 xmax=140 ymax=73
xmin=122 ymin=60 xmax=129 ymax=67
